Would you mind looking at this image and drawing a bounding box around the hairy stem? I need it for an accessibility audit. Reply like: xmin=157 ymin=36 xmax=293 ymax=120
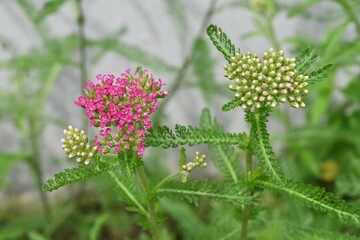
xmin=137 ymin=165 xmax=159 ymax=239
xmin=240 ymin=130 xmax=253 ymax=240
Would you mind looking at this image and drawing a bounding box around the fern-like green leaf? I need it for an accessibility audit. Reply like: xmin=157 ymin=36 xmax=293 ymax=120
xmin=256 ymin=179 xmax=360 ymax=226
xmin=145 ymin=124 xmax=247 ymax=149
xmin=42 ymin=155 xmax=122 ymax=192
xmin=158 ymin=180 xmax=251 ymax=206
xmin=206 ymin=24 xmax=240 ymax=63
xmin=295 ymin=48 xmax=318 ymax=74
xmin=308 ymin=64 xmax=334 ymax=84
xmin=246 ymin=110 xmax=287 ymax=185
xmin=222 ymin=98 xmax=243 ymax=112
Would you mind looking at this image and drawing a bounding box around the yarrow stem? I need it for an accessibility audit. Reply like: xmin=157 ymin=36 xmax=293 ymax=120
xmin=240 ymin=129 xmax=253 ymax=240
xmin=136 ymin=165 xmax=159 ymax=239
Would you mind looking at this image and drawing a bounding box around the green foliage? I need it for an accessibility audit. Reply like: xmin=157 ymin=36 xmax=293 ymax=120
xmin=145 ymin=124 xmax=247 ymax=148
xmin=256 ymin=178 xmax=360 ymax=226
xmin=192 ymin=37 xmax=216 ymax=103
xmin=295 ymin=48 xmax=318 ymax=74
xmin=42 ymin=155 xmax=122 ymax=192
xmin=163 ymin=0 xmax=186 ymax=52
xmin=343 ymin=76 xmax=360 ymax=103
xmin=221 ymin=98 xmax=243 ymax=112
xmin=89 ymin=213 xmax=110 ymax=240
xmin=87 ymin=38 xmax=177 ymax=73
xmin=0 ymin=152 xmax=31 ymax=187
xmin=199 ymin=108 xmax=243 ymax=183
xmin=206 ymin=24 xmax=240 ymax=63
xmin=308 ymin=64 xmax=334 ymax=84
xmin=246 ymin=109 xmax=287 ymax=185
xmin=288 ymin=225 xmax=359 ymax=240
xmin=36 ymin=0 xmax=68 ymax=23
xmin=158 ymin=180 xmax=251 ymax=206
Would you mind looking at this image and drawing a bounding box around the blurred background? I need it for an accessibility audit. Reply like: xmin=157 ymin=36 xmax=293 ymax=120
xmin=1 ymin=0 xmax=360 ymax=239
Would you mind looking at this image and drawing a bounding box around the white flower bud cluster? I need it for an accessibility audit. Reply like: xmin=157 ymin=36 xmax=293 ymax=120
xmin=180 ymin=152 xmax=207 ymax=178
xmin=224 ymin=48 xmax=309 ymax=111
xmin=61 ymin=126 xmax=97 ymax=165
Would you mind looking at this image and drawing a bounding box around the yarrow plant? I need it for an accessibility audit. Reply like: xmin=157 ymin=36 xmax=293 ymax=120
xmin=43 ymin=24 xmax=360 ymax=240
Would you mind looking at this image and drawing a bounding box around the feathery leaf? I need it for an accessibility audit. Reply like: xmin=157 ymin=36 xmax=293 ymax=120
xmin=158 ymin=180 xmax=251 ymax=206
xmin=145 ymin=124 xmax=247 ymax=149
xmin=222 ymin=98 xmax=243 ymax=112
xmin=295 ymin=48 xmax=318 ymax=74
xmin=308 ymin=64 xmax=334 ymax=84
xmin=256 ymin=179 xmax=360 ymax=226
xmin=246 ymin=109 xmax=287 ymax=185
xmin=206 ymin=24 xmax=240 ymax=63
xmin=42 ymin=154 xmax=122 ymax=192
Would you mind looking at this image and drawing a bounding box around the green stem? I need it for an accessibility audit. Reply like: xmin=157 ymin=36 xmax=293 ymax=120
xmin=240 ymin=130 xmax=253 ymax=240
xmin=154 ymin=171 xmax=180 ymax=192
xmin=336 ymin=0 xmax=360 ymax=36
xmin=74 ymin=0 xmax=88 ymax=132
xmin=137 ymin=165 xmax=159 ymax=239
xmin=107 ymin=171 xmax=149 ymax=218
xmin=28 ymin=117 xmax=51 ymax=221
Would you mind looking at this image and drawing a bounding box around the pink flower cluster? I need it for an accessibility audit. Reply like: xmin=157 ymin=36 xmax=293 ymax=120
xmin=75 ymin=69 xmax=168 ymax=156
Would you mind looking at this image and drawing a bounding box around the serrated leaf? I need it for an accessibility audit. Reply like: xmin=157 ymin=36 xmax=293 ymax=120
xmin=308 ymin=64 xmax=334 ymax=84
xmin=145 ymin=124 xmax=247 ymax=149
xmin=246 ymin=110 xmax=287 ymax=185
xmin=179 ymin=147 xmax=187 ymax=166
xmin=158 ymin=180 xmax=251 ymax=206
xmin=199 ymin=108 xmax=212 ymax=128
xmin=222 ymin=98 xmax=243 ymax=111
xmin=118 ymin=150 xmax=135 ymax=179
xmin=295 ymin=48 xmax=318 ymax=74
xmin=192 ymin=37 xmax=216 ymax=103
xmin=42 ymin=155 xmax=122 ymax=192
xmin=206 ymin=24 xmax=240 ymax=63
xmin=256 ymin=179 xmax=360 ymax=226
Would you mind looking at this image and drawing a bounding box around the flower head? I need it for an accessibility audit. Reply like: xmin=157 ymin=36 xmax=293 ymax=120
xmin=224 ymin=48 xmax=309 ymax=111
xmin=75 ymin=69 xmax=168 ymax=156
xmin=61 ymin=126 xmax=98 ymax=165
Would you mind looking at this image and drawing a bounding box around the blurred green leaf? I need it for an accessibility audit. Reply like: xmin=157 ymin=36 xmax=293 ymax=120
xmin=87 ymin=38 xmax=177 ymax=73
xmin=163 ymin=0 xmax=186 ymax=53
xmin=37 ymin=0 xmax=68 ymax=23
xmin=0 ymin=152 xmax=31 ymax=187
xmin=343 ymin=77 xmax=360 ymax=103
xmin=192 ymin=37 xmax=216 ymax=103
xmin=287 ymin=0 xmax=323 ymax=18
